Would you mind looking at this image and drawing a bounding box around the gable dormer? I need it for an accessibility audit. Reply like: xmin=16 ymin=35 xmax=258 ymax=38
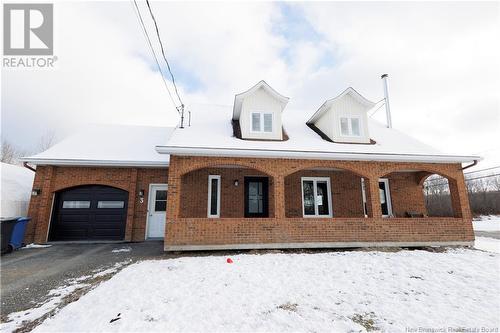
xmin=307 ymin=87 xmax=375 ymax=144
xmin=232 ymin=81 xmax=289 ymax=141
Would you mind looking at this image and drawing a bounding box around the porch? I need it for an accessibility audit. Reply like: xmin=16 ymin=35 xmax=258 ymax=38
xmin=165 ymin=156 xmax=474 ymax=250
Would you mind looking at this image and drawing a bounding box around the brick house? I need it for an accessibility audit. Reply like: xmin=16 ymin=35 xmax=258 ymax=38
xmin=22 ymin=81 xmax=479 ymax=251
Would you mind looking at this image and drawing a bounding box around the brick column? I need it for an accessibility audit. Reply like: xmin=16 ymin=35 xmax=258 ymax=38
xmin=124 ymin=168 xmax=138 ymax=241
xmin=166 ymin=157 xmax=181 ymax=221
xmin=449 ymin=174 xmax=471 ymax=219
xmin=366 ymin=177 xmax=382 ymax=218
xmin=35 ymin=166 xmax=55 ymax=243
xmin=274 ymin=174 xmax=286 ymax=220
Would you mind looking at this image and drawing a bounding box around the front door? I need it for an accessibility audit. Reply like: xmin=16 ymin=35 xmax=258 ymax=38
xmin=244 ymin=177 xmax=269 ymax=218
xmin=147 ymin=184 xmax=168 ymax=239
xmin=378 ymin=178 xmax=393 ymax=217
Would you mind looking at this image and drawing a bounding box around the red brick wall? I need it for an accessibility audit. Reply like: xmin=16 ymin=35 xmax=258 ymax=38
xmin=165 ymin=155 xmax=474 ymax=249
xmin=285 ymin=170 xmax=364 ymax=218
xmin=25 ymin=166 xmax=168 ymax=243
xmin=180 ymin=168 xmax=274 ymax=218
xmin=385 ymin=172 xmax=427 ymax=217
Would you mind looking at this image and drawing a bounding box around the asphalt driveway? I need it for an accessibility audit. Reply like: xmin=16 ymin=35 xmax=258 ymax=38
xmin=0 ymin=242 xmax=168 ymax=320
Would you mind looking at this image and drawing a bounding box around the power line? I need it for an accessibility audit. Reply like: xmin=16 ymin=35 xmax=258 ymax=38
xmin=368 ymin=98 xmax=386 ymax=118
xmin=144 ymin=0 xmax=184 ymax=109
xmin=465 ymin=166 xmax=500 ymax=175
xmin=131 ymin=0 xmax=179 ymax=113
xmin=425 ymin=173 xmax=500 ymax=187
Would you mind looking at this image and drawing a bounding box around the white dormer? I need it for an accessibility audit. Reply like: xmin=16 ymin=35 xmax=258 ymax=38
xmin=307 ymin=87 xmax=375 ymax=144
xmin=233 ymin=81 xmax=289 ymax=140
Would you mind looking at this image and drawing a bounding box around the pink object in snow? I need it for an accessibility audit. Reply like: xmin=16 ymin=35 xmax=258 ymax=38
xmin=227 ymin=258 xmax=233 ymax=264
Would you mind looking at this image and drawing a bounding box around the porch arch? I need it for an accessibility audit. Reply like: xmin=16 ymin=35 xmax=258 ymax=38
xmin=178 ymin=164 xmax=275 ymax=218
xmin=379 ymin=169 xmax=467 ymax=218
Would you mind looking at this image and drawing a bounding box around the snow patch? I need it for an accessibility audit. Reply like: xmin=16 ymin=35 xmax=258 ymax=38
xmin=111 ymin=247 xmax=132 ymax=253
xmin=474 ymin=237 xmax=500 ymax=254
xmin=33 ymin=250 xmax=500 ymax=332
xmin=22 ymin=243 xmax=53 ymax=249
xmin=473 ymin=215 xmax=500 ymax=232
xmin=1 ymin=261 xmax=130 ymax=333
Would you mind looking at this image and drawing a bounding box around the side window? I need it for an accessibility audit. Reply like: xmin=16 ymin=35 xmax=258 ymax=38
xmin=340 ymin=117 xmax=362 ymax=137
xmin=251 ymin=113 xmax=261 ymax=132
xmin=207 ymin=175 xmax=221 ymax=218
xmin=263 ymin=113 xmax=273 ymax=132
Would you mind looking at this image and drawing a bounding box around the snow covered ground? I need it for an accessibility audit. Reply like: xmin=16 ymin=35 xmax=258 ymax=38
xmin=1 ymin=261 xmax=130 ymax=333
xmin=32 ymin=249 xmax=500 ymax=332
xmin=473 ymin=216 xmax=500 ymax=253
xmin=473 ymin=215 xmax=500 ymax=232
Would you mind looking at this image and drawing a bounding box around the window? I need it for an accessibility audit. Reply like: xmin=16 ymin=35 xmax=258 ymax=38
xmin=301 ymin=177 xmax=332 ymax=217
xmin=97 ymin=201 xmax=125 ymax=209
xmin=154 ymin=190 xmax=167 ymax=212
xmin=207 ymin=175 xmax=221 ymax=218
xmin=340 ymin=117 xmax=362 ymax=137
xmin=62 ymin=201 xmax=90 ymax=209
xmin=251 ymin=112 xmax=273 ymax=133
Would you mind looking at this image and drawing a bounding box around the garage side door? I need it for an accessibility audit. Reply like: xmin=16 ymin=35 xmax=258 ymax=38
xmin=49 ymin=185 xmax=128 ymax=241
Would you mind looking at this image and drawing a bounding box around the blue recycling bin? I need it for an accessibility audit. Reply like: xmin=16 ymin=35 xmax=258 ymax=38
xmin=10 ymin=217 xmax=31 ymax=250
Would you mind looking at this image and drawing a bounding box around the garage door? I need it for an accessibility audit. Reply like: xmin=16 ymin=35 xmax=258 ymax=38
xmin=49 ymin=185 xmax=128 ymax=241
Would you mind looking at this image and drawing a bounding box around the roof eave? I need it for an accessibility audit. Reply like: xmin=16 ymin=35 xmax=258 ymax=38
xmin=20 ymin=157 xmax=170 ymax=168
xmin=155 ymin=145 xmax=480 ymax=164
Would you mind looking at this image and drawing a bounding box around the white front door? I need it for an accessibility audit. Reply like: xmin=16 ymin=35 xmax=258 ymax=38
xmin=147 ymin=184 xmax=168 ymax=239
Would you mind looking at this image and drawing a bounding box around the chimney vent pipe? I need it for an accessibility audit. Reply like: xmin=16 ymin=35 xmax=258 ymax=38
xmin=381 ymin=74 xmax=392 ymax=128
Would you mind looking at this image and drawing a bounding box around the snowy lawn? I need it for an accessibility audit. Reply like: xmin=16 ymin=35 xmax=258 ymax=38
xmin=33 ymin=249 xmax=500 ymax=332
xmin=473 ymin=215 xmax=500 ymax=232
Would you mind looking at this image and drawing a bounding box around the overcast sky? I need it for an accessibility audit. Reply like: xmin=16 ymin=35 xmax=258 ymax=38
xmin=2 ymin=1 xmax=499 ymax=169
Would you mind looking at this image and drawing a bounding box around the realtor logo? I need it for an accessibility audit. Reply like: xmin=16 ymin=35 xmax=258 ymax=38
xmin=3 ymin=3 xmax=53 ymax=56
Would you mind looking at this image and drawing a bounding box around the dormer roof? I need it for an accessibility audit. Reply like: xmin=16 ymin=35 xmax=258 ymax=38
xmin=232 ymin=80 xmax=289 ymax=121
xmin=307 ymin=87 xmax=375 ymax=124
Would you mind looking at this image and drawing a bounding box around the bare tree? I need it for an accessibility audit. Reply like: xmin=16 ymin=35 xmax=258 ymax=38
xmin=36 ymin=130 xmax=57 ymax=153
xmin=1 ymin=140 xmax=17 ymax=163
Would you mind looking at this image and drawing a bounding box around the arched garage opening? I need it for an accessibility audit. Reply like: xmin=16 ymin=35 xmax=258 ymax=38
xmin=49 ymin=185 xmax=129 ymax=241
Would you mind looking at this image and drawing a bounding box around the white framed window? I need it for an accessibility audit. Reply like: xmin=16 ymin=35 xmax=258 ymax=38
xmin=251 ymin=112 xmax=273 ymax=133
xmin=340 ymin=116 xmax=361 ymax=137
xmin=207 ymin=175 xmax=221 ymax=218
xmin=301 ymin=177 xmax=332 ymax=217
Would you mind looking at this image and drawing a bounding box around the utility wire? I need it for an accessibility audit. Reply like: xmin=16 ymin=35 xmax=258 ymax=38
xmin=144 ymin=0 xmax=184 ymax=109
xmin=131 ymin=0 xmax=179 ymax=113
xmin=425 ymin=173 xmax=500 ymax=187
xmin=368 ymin=98 xmax=386 ymax=118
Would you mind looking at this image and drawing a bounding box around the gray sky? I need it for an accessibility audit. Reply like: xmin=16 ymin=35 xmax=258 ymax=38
xmin=2 ymin=1 xmax=499 ymax=169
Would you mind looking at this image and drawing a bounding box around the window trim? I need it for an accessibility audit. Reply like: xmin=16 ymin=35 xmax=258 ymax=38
xmin=300 ymin=177 xmax=333 ymax=218
xmin=339 ymin=116 xmax=362 ymax=137
xmin=207 ymin=175 xmax=221 ymax=218
xmin=250 ymin=112 xmax=274 ymax=133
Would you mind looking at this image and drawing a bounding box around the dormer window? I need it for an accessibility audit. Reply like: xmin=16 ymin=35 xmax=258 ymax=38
xmin=251 ymin=112 xmax=273 ymax=133
xmin=340 ymin=117 xmax=361 ymax=137
xmin=232 ymin=81 xmax=289 ymax=141
xmin=307 ymin=87 xmax=375 ymax=144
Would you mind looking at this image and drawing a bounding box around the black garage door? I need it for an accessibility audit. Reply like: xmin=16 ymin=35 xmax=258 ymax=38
xmin=49 ymin=185 xmax=128 ymax=241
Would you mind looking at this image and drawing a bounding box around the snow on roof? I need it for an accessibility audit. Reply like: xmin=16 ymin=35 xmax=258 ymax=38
xmin=307 ymin=87 xmax=376 ymax=124
xmin=23 ymin=124 xmax=175 ymax=167
xmin=232 ymin=80 xmax=289 ymax=120
xmin=157 ymin=103 xmax=480 ymax=164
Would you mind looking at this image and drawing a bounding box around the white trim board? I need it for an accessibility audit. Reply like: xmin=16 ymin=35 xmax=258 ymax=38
xmin=156 ymin=146 xmax=479 ymax=164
